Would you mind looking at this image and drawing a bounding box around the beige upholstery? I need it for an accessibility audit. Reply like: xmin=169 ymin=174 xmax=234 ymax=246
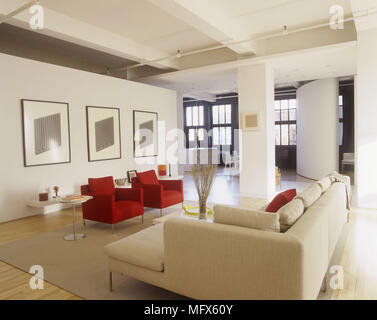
xmin=297 ymin=183 xmax=322 ymax=208
xmin=104 ymin=224 xmax=164 ymax=272
xmin=213 ymin=205 xmax=280 ymax=232
xmin=317 ymin=177 xmax=332 ymax=193
xmin=278 ymin=198 xmax=305 ymax=232
xmin=105 ymin=175 xmax=349 ymax=300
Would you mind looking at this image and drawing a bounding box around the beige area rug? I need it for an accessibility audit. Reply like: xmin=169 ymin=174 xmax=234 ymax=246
xmin=0 ymin=205 xmax=186 ymax=300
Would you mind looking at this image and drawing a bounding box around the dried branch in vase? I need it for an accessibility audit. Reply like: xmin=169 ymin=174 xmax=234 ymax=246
xmin=191 ymin=164 xmax=217 ymax=220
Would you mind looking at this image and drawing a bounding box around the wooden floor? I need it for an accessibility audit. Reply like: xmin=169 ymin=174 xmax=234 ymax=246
xmin=0 ymin=209 xmax=83 ymax=300
xmin=0 ymin=172 xmax=376 ymax=300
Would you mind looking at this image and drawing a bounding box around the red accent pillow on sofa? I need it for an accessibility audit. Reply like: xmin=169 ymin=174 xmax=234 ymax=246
xmin=88 ymin=176 xmax=115 ymax=195
xmin=265 ymin=189 xmax=297 ymax=213
xmin=137 ymin=170 xmax=159 ymax=185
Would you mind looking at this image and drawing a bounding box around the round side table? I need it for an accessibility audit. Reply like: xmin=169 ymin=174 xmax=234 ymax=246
xmin=59 ymin=196 xmax=92 ymax=241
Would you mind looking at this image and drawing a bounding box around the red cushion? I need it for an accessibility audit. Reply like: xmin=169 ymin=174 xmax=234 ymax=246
xmin=88 ymin=176 xmax=115 ymax=196
xmin=115 ymin=200 xmax=144 ymax=222
xmin=137 ymin=170 xmax=159 ymax=185
xmin=281 ymin=189 xmax=297 ymax=202
xmin=266 ymin=189 xmax=297 ymax=213
xmin=161 ymin=190 xmax=183 ymax=208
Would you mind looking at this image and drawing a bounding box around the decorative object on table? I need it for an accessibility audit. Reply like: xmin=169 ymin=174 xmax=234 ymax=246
xmin=114 ymin=178 xmax=127 ymax=186
xmin=158 ymin=164 xmax=167 ymax=176
xmin=168 ymin=163 xmax=172 ymax=177
xmin=133 ymin=110 xmax=158 ymax=157
xmin=39 ymin=193 xmax=49 ymax=202
xmin=53 ymin=185 xmax=59 ymax=198
xmin=21 ymin=99 xmax=71 ymax=167
xmin=241 ymin=111 xmax=260 ymax=131
xmin=191 ymin=164 xmax=217 ymax=220
xmin=86 ymin=106 xmax=121 ymax=162
xmin=127 ymin=170 xmax=138 ymax=183
xmin=61 ymin=194 xmax=87 ymax=202
xmin=183 ymin=205 xmax=213 ymax=217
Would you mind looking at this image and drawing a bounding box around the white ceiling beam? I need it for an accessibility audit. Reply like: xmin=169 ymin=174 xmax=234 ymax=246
xmin=350 ymin=0 xmax=377 ymax=31
xmin=0 ymin=0 xmax=180 ymax=70
xmin=185 ymin=92 xmax=217 ymax=103
xmin=148 ymin=0 xmax=256 ymax=55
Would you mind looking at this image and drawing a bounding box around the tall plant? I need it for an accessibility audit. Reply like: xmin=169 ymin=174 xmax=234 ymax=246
xmin=191 ymin=164 xmax=217 ymax=220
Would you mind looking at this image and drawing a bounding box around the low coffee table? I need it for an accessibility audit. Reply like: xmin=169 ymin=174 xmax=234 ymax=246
xmin=152 ymin=209 xmax=213 ymax=225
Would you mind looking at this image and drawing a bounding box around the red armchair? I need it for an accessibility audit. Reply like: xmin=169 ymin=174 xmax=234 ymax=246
xmin=81 ymin=176 xmax=144 ymax=232
xmin=131 ymin=170 xmax=184 ymax=216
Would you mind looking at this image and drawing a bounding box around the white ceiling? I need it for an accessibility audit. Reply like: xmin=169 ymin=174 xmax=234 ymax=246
xmin=139 ymin=42 xmax=357 ymax=98
xmin=41 ymin=0 xmax=354 ymax=55
xmin=42 ymin=0 xmax=220 ymax=53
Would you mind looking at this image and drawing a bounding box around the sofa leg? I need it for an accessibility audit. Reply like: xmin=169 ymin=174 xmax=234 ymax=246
xmin=182 ymin=202 xmax=184 ymax=208
xmin=109 ymin=272 xmax=113 ymax=292
xmin=160 ymin=209 xmax=162 ymax=217
xmin=141 ymin=214 xmax=144 ymax=224
xmin=83 ymin=219 xmax=86 ymax=226
xmin=112 ymin=224 xmax=114 ymax=234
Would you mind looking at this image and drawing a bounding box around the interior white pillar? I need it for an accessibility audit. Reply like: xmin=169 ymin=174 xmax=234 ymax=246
xmin=296 ymin=78 xmax=339 ymax=180
xmin=176 ymin=92 xmax=185 ymax=176
xmin=355 ymin=28 xmax=377 ymax=208
xmin=238 ymin=63 xmax=275 ymax=199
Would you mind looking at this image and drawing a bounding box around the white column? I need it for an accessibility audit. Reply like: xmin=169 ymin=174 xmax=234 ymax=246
xmin=355 ymin=28 xmax=377 ymax=208
xmin=176 ymin=92 xmax=185 ymax=176
xmin=296 ymin=79 xmax=339 ymax=180
xmin=238 ymin=63 xmax=275 ymax=199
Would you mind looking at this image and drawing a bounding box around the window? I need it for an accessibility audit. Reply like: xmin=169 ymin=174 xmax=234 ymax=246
xmin=212 ymin=104 xmax=232 ymax=146
xmin=275 ymin=99 xmax=297 ymax=146
xmin=339 ymin=95 xmax=343 ymax=146
xmin=185 ymin=105 xmax=205 ymax=147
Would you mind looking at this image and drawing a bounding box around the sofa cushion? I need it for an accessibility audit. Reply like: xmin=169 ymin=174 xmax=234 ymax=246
xmin=297 ymin=183 xmax=322 ymax=209
xmin=88 ymin=176 xmax=115 ymax=195
xmin=277 ymin=199 xmax=305 ymax=232
xmin=266 ymin=189 xmax=297 ymax=213
xmin=137 ymin=170 xmax=159 ymax=185
xmin=161 ymin=190 xmax=183 ymax=208
xmin=104 ymin=224 xmax=164 ymax=272
xmin=317 ymin=177 xmax=332 ymax=193
xmin=214 ymin=205 xmax=280 ymax=232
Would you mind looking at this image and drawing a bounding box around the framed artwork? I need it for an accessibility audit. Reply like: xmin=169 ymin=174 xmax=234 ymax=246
xmin=133 ymin=110 xmax=158 ymax=158
xmin=127 ymin=170 xmax=138 ymax=183
xmin=241 ymin=111 xmax=260 ymax=131
xmin=86 ymin=106 xmax=121 ymax=162
xmin=21 ymin=99 xmax=71 ymax=167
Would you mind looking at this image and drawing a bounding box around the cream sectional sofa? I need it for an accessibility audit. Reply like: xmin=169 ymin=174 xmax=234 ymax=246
xmin=104 ymin=175 xmax=350 ymax=300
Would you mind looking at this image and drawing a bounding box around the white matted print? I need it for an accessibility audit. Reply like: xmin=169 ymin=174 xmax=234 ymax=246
xmin=86 ymin=106 xmax=121 ymax=162
xmin=21 ymin=99 xmax=71 ymax=167
xmin=133 ymin=110 xmax=158 ymax=158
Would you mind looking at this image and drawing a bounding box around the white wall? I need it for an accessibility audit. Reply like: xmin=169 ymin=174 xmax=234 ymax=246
xmin=238 ymin=63 xmax=275 ymax=199
xmin=355 ymin=28 xmax=377 ymax=208
xmin=296 ymin=78 xmax=339 ymax=180
xmin=0 ymin=53 xmax=177 ymax=223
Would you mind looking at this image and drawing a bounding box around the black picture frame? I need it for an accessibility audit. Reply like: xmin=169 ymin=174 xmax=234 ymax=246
xmin=86 ymin=105 xmax=122 ymax=162
xmin=133 ymin=110 xmax=158 ymax=158
xmin=127 ymin=170 xmax=138 ymax=183
xmin=21 ymin=99 xmax=71 ymax=167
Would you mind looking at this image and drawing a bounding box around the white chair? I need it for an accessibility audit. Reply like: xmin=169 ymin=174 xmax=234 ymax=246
xmin=342 ymin=153 xmax=355 ymax=172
